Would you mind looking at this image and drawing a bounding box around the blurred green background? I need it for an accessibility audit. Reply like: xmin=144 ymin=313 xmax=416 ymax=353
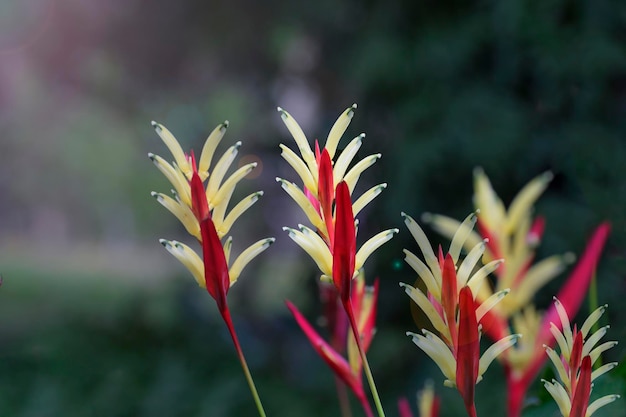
xmin=1 ymin=0 xmax=626 ymax=416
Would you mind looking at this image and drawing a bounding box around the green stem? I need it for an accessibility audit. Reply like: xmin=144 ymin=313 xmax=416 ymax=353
xmin=221 ymin=308 xmax=267 ymax=417
xmin=344 ymin=300 xmax=385 ymax=417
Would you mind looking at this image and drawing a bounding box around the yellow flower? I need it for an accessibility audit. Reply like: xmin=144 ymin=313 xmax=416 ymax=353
xmin=150 ymin=121 xmax=274 ymax=288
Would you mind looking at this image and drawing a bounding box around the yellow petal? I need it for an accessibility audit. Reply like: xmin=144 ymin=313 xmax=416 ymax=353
xmin=325 ymin=103 xmax=357 ymax=159
xmin=206 ymin=142 xmax=241 ymax=203
xmin=229 ymin=238 xmax=275 ymax=284
xmin=210 ymin=162 xmax=257 ymax=209
xmin=279 ymin=144 xmax=317 ymax=195
xmin=276 ymin=178 xmax=324 ymax=231
xmin=333 ymin=134 xmax=364 ymax=184
xmin=277 ymin=107 xmax=317 ymax=176
xmin=151 ymin=122 xmax=191 ymax=178
xmin=198 ymin=121 xmax=229 ymax=180
xmin=355 ymin=228 xmax=398 ymax=271
xmin=353 ymin=183 xmax=386 ymax=217
xmin=151 ymin=192 xmax=200 ymax=239
xmin=160 ymin=239 xmax=204 ymax=287
xmin=505 ymin=171 xmax=552 ymax=234
xmin=343 ymin=153 xmax=381 ymax=193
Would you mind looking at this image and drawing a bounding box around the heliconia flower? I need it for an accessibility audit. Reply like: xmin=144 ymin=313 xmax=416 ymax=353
xmin=401 ymin=212 xmax=519 ymax=417
xmin=398 ymin=381 xmax=441 ymax=417
xmin=542 ymin=297 xmax=620 ymax=417
xmin=287 ymin=270 xmax=378 ymax=417
xmin=149 ymin=121 xmax=275 ymax=311
xmin=277 ymin=105 xmax=395 ymax=276
xmin=420 ymin=169 xmax=611 ymax=417
xmin=423 ymin=169 xmax=575 ymax=330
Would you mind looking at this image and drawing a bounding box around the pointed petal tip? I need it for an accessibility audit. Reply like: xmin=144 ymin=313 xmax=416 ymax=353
xmin=222 ymin=120 xmax=229 ymax=128
xmin=351 ymin=103 xmax=358 ymax=109
xmin=150 ymin=120 xmax=159 ymax=129
xmin=159 ymin=239 xmax=168 ymax=246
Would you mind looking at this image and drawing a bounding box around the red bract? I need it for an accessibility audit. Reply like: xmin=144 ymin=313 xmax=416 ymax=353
xmin=456 ymin=286 xmax=479 ymax=417
xmin=333 ymin=181 xmax=356 ymax=303
xmin=397 ymin=397 xmax=414 ymax=417
xmin=570 ymin=356 xmax=592 ymax=417
xmin=286 ymin=301 xmax=373 ymax=417
xmin=190 ymin=170 xmax=230 ymax=313
xmin=318 ymin=148 xmax=335 ymax=246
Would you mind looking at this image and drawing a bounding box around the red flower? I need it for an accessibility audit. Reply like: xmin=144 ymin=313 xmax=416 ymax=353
xmin=333 ymin=181 xmax=356 ymax=303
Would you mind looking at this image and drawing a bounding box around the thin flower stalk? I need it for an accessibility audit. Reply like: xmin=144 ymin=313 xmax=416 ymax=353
xmin=401 ymin=212 xmax=519 ymax=417
xmin=422 ymin=169 xmax=611 ymax=416
xmin=543 ymin=297 xmax=620 ymax=417
xmin=287 ymin=270 xmax=378 ymax=417
xmin=150 ymin=121 xmax=274 ymax=417
xmin=278 ymin=105 xmax=396 ymax=416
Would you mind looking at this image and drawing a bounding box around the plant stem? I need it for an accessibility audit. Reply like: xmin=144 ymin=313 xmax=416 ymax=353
xmin=344 ymin=300 xmax=386 ymax=417
xmin=221 ymin=307 xmax=267 ymax=417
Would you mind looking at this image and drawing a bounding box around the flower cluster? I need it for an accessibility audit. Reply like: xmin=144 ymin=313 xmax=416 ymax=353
xmin=543 ymin=297 xmax=619 ymax=417
xmin=147 ymin=105 xmax=619 ymax=417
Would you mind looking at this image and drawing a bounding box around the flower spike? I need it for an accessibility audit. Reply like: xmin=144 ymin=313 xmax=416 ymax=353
xmin=149 ymin=121 xmax=272 ymax=416
xmin=543 ymin=298 xmax=620 ymax=417
xmin=402 ymin=212 xmax=518 ymax=417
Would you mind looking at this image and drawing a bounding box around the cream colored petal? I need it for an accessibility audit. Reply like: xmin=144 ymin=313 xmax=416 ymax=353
xmin=403 ymin=249 xmax=441 ymax=300
xmin=479 ymin=334 xmax=519 ymax=377
xmin=581 ymin=304 xmax=608 ymax=338
xmin=276 ymin=178 xmax=324 ymax=231
xmin=355 ymin=228 xmax=398 ymax=270
xmin=160 ymin=239 xmax=204 ymax=287
xmin=583 ymin=326 xmax=610 ymax=357
xmin=424 ymin=213 xmax=484 ymax=256
xmin=277 ymin=107 xmax=317 ymax=175
xmin=206 ymin=142 xmax=241 ymax=203
xmin=400 ymin=283 xmax=449 ymax=338
xmin=283 ymin=227 xmax=332 ymax=275
xmin=279 ymin=144 xmax=317 ymax=195
xmin=554 ymin=297 xmax=573 ymax=348
xmin=333 ymin=134 xmax=364 ymax=184
xmin=457 ymin=239 xmax=487 ymax=288
xmin=545 ymin=346 xmax=570 ymax=390
xmin=149 ymin=153 xmax=191 ymax=205
xmin=591 ymin=362 xmax=618 ymax=382
xmin=151 ymin=192 xmax=200 ymax=239
xmin=402 ymin=212 xmax=441 ymax=282
xmin=590 ymin=341 xmax=618 ymax=364
xmin=467 ymin=259 xmax=503 ymax=297
xmin=408 ymin=330 xmax=456 ymax=382
xmin=343 ymin=153 xmax=382 ymax=193
xmin=211 ymin=162 xmax=257 ymax=209
xmin=512 ymin=254 xmax=574 ymax=311
xmin=220 ymin=191 xmax=263 ymax=237
xmin=550 ymin=323 xmax=570 ymax=360
xmin=476 ymin=289 xmax=509 ymax=323
xmin=473 ymin=167 xmax=506 ymax=232
xmin=353 ymin=183 xmax=386 ymax=217
xmin=151 ymin=122 xmax=191 ymax=177
xmin=211 ymin=186 xmax=234 ymax=237
xmin=587 ymin=395 xmax=620 ymax=417
xmin=542 ymin=379 xmax=571 ymax=417
xmin=505 ymin=171 xmax=552 ymax=234
xmin=448 ymin=211 xmax=479 ymax=264
xmin=325 ymin=103 xmax=357 ymax=159
xmin=198 ymin=121 xmax=229 ymax=180
xmin=229 ymin=238 xmax=275 ymax=284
